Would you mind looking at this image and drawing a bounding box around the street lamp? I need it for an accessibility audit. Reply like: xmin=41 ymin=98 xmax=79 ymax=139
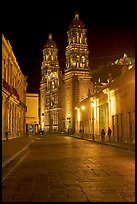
xmin=91 ymin=101 xmax=95 ymax=141
xmin=81 ymin=106 xmax=85 ymax=110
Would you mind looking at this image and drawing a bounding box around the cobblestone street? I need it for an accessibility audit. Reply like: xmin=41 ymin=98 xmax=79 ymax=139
xmin=2 ymin=135 xmax=135 ymax=202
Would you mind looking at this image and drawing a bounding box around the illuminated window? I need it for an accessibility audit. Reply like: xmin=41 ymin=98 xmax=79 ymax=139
xmin=52 ymin=81 xmax=55 ymax=89
xmin=80 ymin=38 xmax=82 ymax=43
xmin=82 ymin=56 xmax=85 ymax=62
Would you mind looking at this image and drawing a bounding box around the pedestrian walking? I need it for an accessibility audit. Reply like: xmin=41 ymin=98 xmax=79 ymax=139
xmin=108 ymin=127 xmax=112 ymax=142
xmin=68 ymin=128 xmax=70 ymax=135
xmin=101 ymin=128 xmax=105 ymax=142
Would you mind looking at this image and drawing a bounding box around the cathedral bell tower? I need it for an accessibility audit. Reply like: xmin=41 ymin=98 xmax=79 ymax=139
xmin=64 ymin=11 xmax=93 ymax=133
xmin=40 ymin=33 xmax=62 ymax=133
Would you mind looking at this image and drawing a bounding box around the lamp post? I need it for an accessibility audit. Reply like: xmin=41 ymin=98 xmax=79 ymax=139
xmin=67 ymin=113 xmax=71 ymax=134
xmin=81 ymin=106 xmax=85 ymax=138
xmin=91 ymin=101 xmax=95 ymax=141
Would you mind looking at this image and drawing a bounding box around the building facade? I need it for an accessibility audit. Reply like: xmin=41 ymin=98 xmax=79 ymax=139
xmin=40 ymin=12 xmax=93 ymax=134
xmin=75 ymin=58 xmax=135 ymax=144
xmin=26 ymin=93 xmax=39 ymax=134
xmin=64 ymin=11 xmax=93 ymax=133
xmin=39 ymin=12 xmax=135 ymax=145
xmin=40 ymin=34 xmax=64 ymax=133
xmin=2 ymin=34 xmax=27 ymax=140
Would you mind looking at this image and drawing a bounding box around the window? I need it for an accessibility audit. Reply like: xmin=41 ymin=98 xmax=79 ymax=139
xmin=82 ymin=56 xmax=85 ymax=62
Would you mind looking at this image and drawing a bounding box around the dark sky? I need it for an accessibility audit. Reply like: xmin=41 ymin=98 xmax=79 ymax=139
xmin=2 ymin=0 xmax=135 ymax=93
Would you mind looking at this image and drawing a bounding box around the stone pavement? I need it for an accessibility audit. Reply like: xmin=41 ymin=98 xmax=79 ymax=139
xmin=2 ymin=134 xmax=135 ymax=202
xmin=2 ymin=133 xmax=134 ymax=171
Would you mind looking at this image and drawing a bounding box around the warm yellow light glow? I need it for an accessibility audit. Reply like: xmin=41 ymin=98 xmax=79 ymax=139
xmin=110 ymin=94 xmax=116 ymax=115
xmin=81 ymin=106 xmax=85 ymax=110
xmin=67 ymin=113 xmax=71 ymax=117
xmin=77 ymin=109 xmax=80 ymax=122
xmin=91 ymin=101 xmax=95 ymax=107
xmin=128 ymin=65 xmax=133 ymax=70
xmin=94 ymin=104 xmax=96 ymax=121
xmin=103 ymin=88 xmax=109 ymax=95
xmin=42 ymin=122 xmax=44 ymax=130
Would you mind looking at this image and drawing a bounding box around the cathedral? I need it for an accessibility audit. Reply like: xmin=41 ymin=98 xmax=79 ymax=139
xmin=40 ymin=11 xmax=93 ymax=133
xmin=39 ymin=12 xmax=135 ymax=143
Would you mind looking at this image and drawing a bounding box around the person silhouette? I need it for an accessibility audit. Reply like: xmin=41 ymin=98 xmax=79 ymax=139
xmin=108 ymin=127 xmax=112 ymax=142
xmin=101 ymin=129 xmax=105 ymax=142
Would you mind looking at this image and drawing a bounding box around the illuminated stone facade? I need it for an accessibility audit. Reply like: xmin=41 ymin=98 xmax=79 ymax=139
xmin=64 ymin=11 xmax=93 ymax=132
xmin=75 ymin=59 xmax=135 ymax=144
xmin=40 ymin=12 xmax=93 ymax=133
xmin=40 ymin=34 xmax=64 ymax=132
xmin=2 ymin=34 xmax=27 ymax=140
xmin=40 ymin=13 xmax=135 ymax=143
xmin=26 ymin=93 xmax=39 ymax=134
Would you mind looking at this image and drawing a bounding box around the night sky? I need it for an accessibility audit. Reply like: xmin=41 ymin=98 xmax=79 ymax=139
xmin=2 ymin=0 xmax=135 ymax=93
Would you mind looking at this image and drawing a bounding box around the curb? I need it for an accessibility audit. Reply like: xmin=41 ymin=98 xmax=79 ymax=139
xmin=2 ymin=140 xmax=34 ymax=168
xmin=69 ymin=135 xmax=135 ymax=152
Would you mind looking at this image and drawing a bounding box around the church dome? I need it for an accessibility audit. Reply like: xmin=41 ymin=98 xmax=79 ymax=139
xmin=69 ymin=11 xmax=85 ymax=29
xmin=44 ymin=34 xmax=57 ymax=49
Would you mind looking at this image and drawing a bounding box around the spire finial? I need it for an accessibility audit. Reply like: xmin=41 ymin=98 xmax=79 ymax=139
xmin=75 ymin=11 xmax=79 ymax=20
xmin=48 ymin=33 xmax=52 ymax=40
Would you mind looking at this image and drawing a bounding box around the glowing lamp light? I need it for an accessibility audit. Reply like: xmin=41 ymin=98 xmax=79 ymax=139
xmin=128 ymin=65 xmax=133 ymax=70
xmin=91 ymin=101 xmax=95 ymax=107
xmin=81 ymin=106 xmax=85 ymax=110
xmin=67 ymin=113 xmax=71 ymax=117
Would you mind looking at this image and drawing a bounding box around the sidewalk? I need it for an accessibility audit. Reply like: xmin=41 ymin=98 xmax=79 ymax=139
xmin=2 ymin=135 xmax=36 ymax=168
xmin=69 ymin=134 xmax=135 ymax=152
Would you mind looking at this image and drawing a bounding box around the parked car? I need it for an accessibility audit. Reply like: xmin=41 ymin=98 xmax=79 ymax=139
xmin=38 ymin=129 xmax=44 ymax=135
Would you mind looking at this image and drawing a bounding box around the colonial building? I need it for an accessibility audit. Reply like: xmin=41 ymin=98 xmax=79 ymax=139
xmin=75 ymin=54 xmax=135 ymax=144
xmin=2 ymin=34 xmax=27 ymax=140
xmin=39 ymin=12 xmax=135 ymax=145
xmin=26 ymin=93 xmax=39 ymax=134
